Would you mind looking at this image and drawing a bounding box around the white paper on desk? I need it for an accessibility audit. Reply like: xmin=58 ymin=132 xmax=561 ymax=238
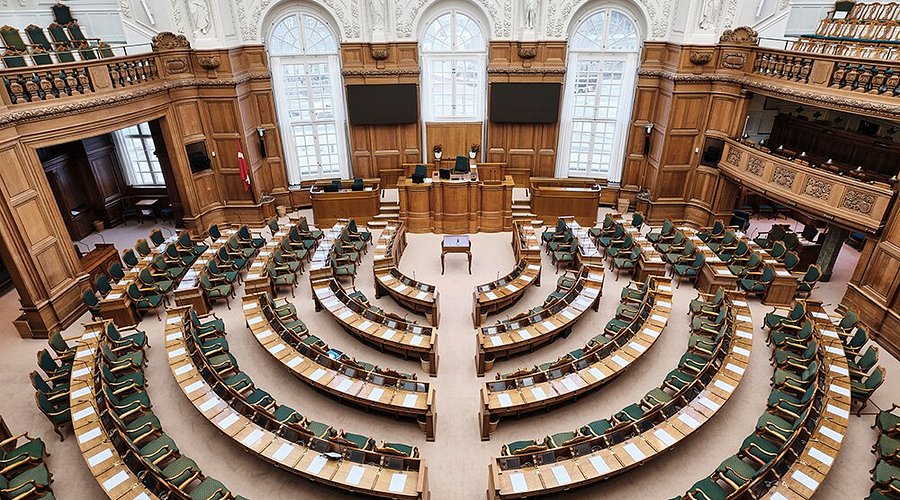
xmin=698 ymin=397 xmax=720 ymax=412
xmin=540 ymin=320 xmax=556 ymax=331
xmin=733 ymin=346 xmax=751 ymax=357
xmin=368 ymin=388 xmax=385 ymax=401
xmin=357 ymin=320 xmax=373 ymax=331
xmin=102 ymin=470 xmax=129 ymax=492
xmin=337 ymin=309 xmax=353 ymax=320
xmin=736 ymin=330 xmax=752 ymax=339
xmin=561 ymin=309 xmax=577 ymax=321
xmin=73 ymin=406 xmax=95 ymax=422
xmin=552 ymin=465 xmax=572 ymax=485
xmin=588 ymin=367 xmax=605 ymax=381
xmin=776 ymin=270 xmax=791 ymax=277
xmin=736 ymin=314 xmax=752 ymax=323
xmin=255 ymin=330 xmax=273 ymax=340
xmin=409 ymin=335 xmax=423 ymax=346
xmin=812 ymin=311 xmax=830 ymax=319
xmin=485 ymin=292 xmax=498 ymax=300
xmin=725 ymin=363 xmax=745 ymax=376
xmin=402 ymin=394 xmax=418 ymax=407
xmin=218 ymin=413 xmax=239 ymax=430
xmin=309 ymin=368 xmax=327 ymax=382
xmin=820 ymin=425 xmax=843 ymax=443
xmin=165 ymin=332 xmax=181 ymax=342
xmin=827 ymin=403 xmax=849 ymax=419
xmin=505 ymin=284 xmax=519 ymax=292
xmin=611 ymin=355 xmax=628 ymax=368
xmin=168 ymin=347 xmax=186 ymax=358
xmin=198 ymin=398 xmax=219 ymax=413
xmin=268 ymin=343 xmax=285 ymax=355
xmin=531 ymin=387 xmax=547 ymax=400
xmin=72 ymin=386 xmax=91 ymax=399
xmin=241 ymin=429 xmax=264 ymax=447
xmin=517 ymin=330 xmax=532 ymax=340
xmin=521 ymin=275 xmax=533 ymax=282
xmin=643 ymin=327 xmax=660 ymax=339
xmin=653 ymin=429 xmax=676 ymax=446
xmin=527 ymin=264 xmax=540 ymax=271
xmin=389 ymin=473 xmax=407 ymax=493
xmin=715 ymin=268 xmax=731 ymax=275
xmin=497 ymin=394 xmax=513 ymax=407
xmin=336 ymin=378 xmax=353 ymax=393
xmin=830 ymin=364 xmax=849 ymax=376
xmin=714 ymin=380 xmax=734 ymax=393
xmin=830 ymin=383 xmax=850 ymax=397
xmin=287 ymin=356 xmax=303 ymax=369
xmin=809 ymin=447 xmax=834 ymax=466
xmin=489 ymin=336 xmax=504 ymax=347
xmin=79 ymin=427 xmax=102 ymax=444
xmin=561 ymin=377 xmax=579 ymax=393
xmin=396 ymin=283 xmax=408 ymax=293
xmin=185 ymin=381 xmax=204 ymax=394
xmin=590 ymin=455 xmax=610 ymax=474
xmin=650 ymin=314 xmax=667 ymax=324
xmin=791 ymin=470 xmax=819 ymax=491
xmin=509 ymin=473 xmax=528 ymax=493
xmin=381 ymin=329 xmax=396 ymax=340
xmin=248 ymin=316 xmax=263 ymax=325
xmin=629 ymin=341 xmax=647 ymax=353
xmin=416 ymin=291 xmax=428 ymax=300
xmin=273 ymin=443 xmax=294 ymax=462
xmin=307 ymin=455 xmax=327 ymax=474
xmin=678 ymin=413 xmax=700 ymax=429
xmin=88 ymin=448 xmax=113 ymax=467
xmin=346 ymin=465 xmax=366 ymax=485
xmin=624 ymin=443 xmax=645 ymax=461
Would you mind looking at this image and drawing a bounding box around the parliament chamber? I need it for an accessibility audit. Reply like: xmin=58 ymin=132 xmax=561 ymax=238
xmin=2 ymin=0 xmax=900 ymax=499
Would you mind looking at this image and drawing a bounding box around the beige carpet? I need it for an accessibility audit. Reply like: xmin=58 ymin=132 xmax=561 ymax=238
xmin=1 ymin=209 xmax=897 ymax=499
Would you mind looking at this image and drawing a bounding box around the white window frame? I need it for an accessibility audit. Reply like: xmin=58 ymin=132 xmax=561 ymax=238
xmin=268 ymin=11 xmax=350 ymax=184
xmin=112 ymin=122 xmax=165 ymax=187
xmin=557 ymin=8 xmax=640 ymax=182
xmin=420 ymin=9 xmax=487 ymax=123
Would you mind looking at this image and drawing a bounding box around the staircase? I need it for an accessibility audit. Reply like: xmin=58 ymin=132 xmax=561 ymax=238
xmin=368 ymin=195 xmax=400 ymax=229
xmin=511 ymin=188 xmax=542 ymax=225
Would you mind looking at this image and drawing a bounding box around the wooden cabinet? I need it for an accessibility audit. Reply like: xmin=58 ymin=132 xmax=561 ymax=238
xmin=529 ymin=178 xmax=603 ymax=226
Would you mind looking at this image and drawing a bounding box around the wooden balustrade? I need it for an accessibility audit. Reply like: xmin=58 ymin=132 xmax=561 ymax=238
xmin=718 ymin=139 xmax=895 ymax=234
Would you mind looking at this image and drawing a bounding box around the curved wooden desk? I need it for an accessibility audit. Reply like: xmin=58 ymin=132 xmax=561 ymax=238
xmin=398 ymin=175 xmax=514 ymax=234
xmin=760 ymin=301 xmax=850 ymax=499
xmin=486 ymin=293 xmax=753 ymax=498
xmin=372 ymin=221 xmax=440 ymax=326
xmin=476 ymin=265 xmax=604 ymax=376
xmin=69 ymin=321 xmax=157 ymax=500
xmin=479 ymin=280 xmax=672 ymax=439
xmin=313 ymin=278 xmax=439 ymax=376
xmin=473 ymin=223 xmax=543 ymax=327
xmin=243 ymin=294 xmax=436 ymax=440
xmin=165 ymin=308 xmax=431 ymax=500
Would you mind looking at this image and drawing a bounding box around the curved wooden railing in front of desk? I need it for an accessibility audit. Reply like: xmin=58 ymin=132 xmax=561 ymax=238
xmin=164 ymin=308 xmax=430 ymax=500
xmin=69 ymin=321 xmax=158 ymax=500
xmin=243 ymin=294 xmax=436 ymax=440
xmin=312 ymin=278 xmax=439 ymax=376
xmin=486 ymin=295 xmax=753 ymax=499
xmin=476 ymin=265 xmax=604 ymax=376
xmin=478 ymin=281 xmax=672 ymax=440
xmin=718 ymin=139 xmax=894 ymax=234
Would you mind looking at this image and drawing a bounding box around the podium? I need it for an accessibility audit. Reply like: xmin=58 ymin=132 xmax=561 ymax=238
xmin=398 ymin=173 xmax=513 ymax=234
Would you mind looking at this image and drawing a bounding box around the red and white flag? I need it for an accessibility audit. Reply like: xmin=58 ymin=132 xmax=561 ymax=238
xmin=237 ymin=140 xmax=250 ymax=192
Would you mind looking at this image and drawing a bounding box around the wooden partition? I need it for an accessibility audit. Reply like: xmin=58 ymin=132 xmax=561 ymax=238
xmin=0 ymin=32 xmax=287 ymax=337
xmin=425 ymin=122 xmax=483 ymax=162
xmin=398 ymin=176 xmax=514 ymax=234
xmin=309 ymin=179 xmax=381 ymax=227
xmin=529 ymin=178 xmax=603 ymax=226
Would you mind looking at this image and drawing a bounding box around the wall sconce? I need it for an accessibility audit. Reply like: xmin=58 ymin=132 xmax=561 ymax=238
xmin=257 ymin=127 xmax=267 ymax=158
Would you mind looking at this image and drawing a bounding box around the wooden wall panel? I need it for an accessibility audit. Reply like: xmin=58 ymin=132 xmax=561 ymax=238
xmin=425 ymin=122 xmax=482 ymax=161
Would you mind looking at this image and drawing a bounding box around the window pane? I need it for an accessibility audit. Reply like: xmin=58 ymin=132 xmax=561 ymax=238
xmin=114 ymin=123 xmax=165 ymax=187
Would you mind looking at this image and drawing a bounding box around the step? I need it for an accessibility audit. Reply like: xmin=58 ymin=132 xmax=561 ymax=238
xmin=512 ymin=203 xmax=532 ymax=211
xmin=367 ymin=220 xmax=389 ymax=229
xmin=379 ymin=205 xmax=400 ymax=213
xmin=374 ymin=213 xmax=400 ymax=220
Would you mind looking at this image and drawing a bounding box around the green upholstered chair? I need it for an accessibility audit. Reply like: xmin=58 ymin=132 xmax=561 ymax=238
xmin=852 ymin=366 xmax=886 ymax=415
xmin=126 ymin=282 xmax=163 ymax=319
xmin=34 ymin=392 xmax=70 ymax=441
xmin=795 ymin=265 xmax=822 ymax=298
xmin=737 ymin=266 xmax=775 ymax=297
xmin=200 ymin=274 xmax=234 ymax=309
xmin=647 ymin=219 xmax=675 ymax=244
xmin=82 ymin=290 xmax=101 ymax=319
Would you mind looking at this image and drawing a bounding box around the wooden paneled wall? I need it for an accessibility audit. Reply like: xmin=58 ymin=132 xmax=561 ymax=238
xmin=621 ymin=42 xmax=747 ymax=226
xmin=342 ymin=43 xmax=422 ymax=188
xmin=843 ymin=205 xmax=900 ymax=357
xmin=486 ymin=42 xmax=566 ymax=186
xmin=425 ymin=122 xmax=483 ymax=163
xmin=0 ymin=38 xmax=286 ymax=338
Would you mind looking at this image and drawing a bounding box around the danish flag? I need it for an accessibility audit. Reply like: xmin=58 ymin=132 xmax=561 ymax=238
xmin=237 ymin=140 xmax=250 ymax=192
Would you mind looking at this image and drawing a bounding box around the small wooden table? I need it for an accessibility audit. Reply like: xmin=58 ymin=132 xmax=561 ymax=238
xmin=135 ymin=198 xmax=158 ymax=223
xmin=442 ymin=235 xmax=472 ymax=274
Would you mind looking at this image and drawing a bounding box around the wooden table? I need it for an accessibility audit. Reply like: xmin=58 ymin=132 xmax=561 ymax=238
xmin=530 ymin=178 xmax=602 ymax=227
xmin=135 ymin=198 xmax=158 ymax=223
xmin=441 ymin=235 xmax=472 ymax=274
xmin=310 ymin=179 xmax=381 ymax=227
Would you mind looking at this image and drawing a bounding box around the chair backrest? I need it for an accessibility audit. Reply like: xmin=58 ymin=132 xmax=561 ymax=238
xmin=30 ymin=371 xmax=52 ymax=394
xmin=770 ymin=241 xmax=786 ymax=259
xmin=414 ymin=164 xmax=427 ymax=177
xmin=208 ymin=224 xmax=222 ymax=241
xmin=138 ymin=268 xmax=154 ymax=284
xmin=122 ymin=249 xmax=138 ymax=267
xmin=789 ymin=301 xmax=806 ymax=321
xmin=149 ymin=228 xmax=165 ymax=246
xmin=838 ymin=309 xmax=859 ymax=330
xmin=126 ymin=283 xmax=142 ymax=300
xmin=555 ymin=219 xmax=567 ymax=233
xmin=692 ymin=253 xmax=705 ymax=268
xmin=351 ymin=177 xmax=364 ymax=191
xmin=82 ymin=289 xmax=98 ymax=307
xmin=672 ymin=232 xmax=685 ymax=245
xmin=631 ymin=212 xmax=643 ymax=229
xmin=801 ymin=224 xmax=818 ymax=242
xmin=108 ymin=262 xmax=124 ymax=280
xmin=711 ymin=219 xmax=724 ymax=235
xmin=802 ymin=264 xmax=822 ymax=284
xmin=746 ymin=252 xmax=762 ymax=268
xmin=769 ymin=225 xmax=787 ymax=241
xmin=866 ymin=366 xmax=886 ymax=391
xmin=349 ymin=219 xmax=359 ymax=232
xmin=721 ymin=231 xmax=735 ymax=245
xmin=52 ymin=2 xmax=77 ymax=24
xmin=661 ymin=219 xmax=673 ymax=235
xmin=760 ymin=266 xmax=775 ymax=283
xmin=165 ymin=244 xmax=180 ymax=259
xmin=135 ymin=238 xmax=151 ymax=257
xmin=37 ymin=349 xmax=58 ymax=374
xmin=734 ymin=240 xmax=748 ymax=256
xmin=782 ymin=251 xmax=799 ymax=271
xmin=94 ymin=274 xmax=111 ymax=293
xmin=179 ymin=232 xmax=193 ymax=248
xmin=454 ymin=155 xmax=470 ymax=173
xmin=782 ymin=232 xmax=800 ymax=250
xmin=49 ymin=331 xmax=69 ymax=355
xmin=682 ymin=241 xmax=696 ymax=255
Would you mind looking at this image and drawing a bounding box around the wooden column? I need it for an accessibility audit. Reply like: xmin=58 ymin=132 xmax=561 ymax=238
xmin=817 ymin=226 xmax=850 ymax=282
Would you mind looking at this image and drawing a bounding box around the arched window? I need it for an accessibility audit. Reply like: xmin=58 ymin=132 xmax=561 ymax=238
xmin=268 ymin=11 xmax=348 ymax=183
xmin=557 ymin=8 xmax=640 ymax=181
xmin=420 ymin=10 xmax=487 ymax=121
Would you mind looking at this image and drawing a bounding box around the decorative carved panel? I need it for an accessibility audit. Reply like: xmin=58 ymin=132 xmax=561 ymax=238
xmin=803 ymin=178 xmax=833 ymax=200
xmin=842 ymin=188 xmax=877 ymax=214
xmin=772 ymin=166 xmax=795 ymax=188
xmin=746 ymin=157 xmax=763 ymax=176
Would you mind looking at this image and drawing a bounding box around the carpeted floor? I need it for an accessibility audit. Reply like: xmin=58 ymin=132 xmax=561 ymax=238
xmin=1 ymin=206 xmax=897 ymax=499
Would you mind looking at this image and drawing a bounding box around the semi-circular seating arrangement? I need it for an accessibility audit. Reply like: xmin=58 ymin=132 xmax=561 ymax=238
xmin=679 ymin=300 xmax=849 ymax=499
xmin=478 ymin=275 xmax=671 ymax=439
xmin=473 ymin=222 xmax=543 ymax=326
xmin=372 ymin=221 xmax=440 ymax=326
xmin=476 ymin=264 xmax=604 ymax=376
xmin=486 ymin=289 xmax=752 ymax=498
xmin=312 ymin=278 xmax=439 ymax=375
xmin=69 ymin=319 xmax=241 ymax=500
xmin=165 ymin=307 xmax=430 ymax=499
xmin=243 ymin=292 xmax=436 ymax=440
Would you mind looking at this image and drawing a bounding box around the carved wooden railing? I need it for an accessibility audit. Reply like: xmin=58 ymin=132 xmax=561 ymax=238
xmin=0 ymin=52 xmax=161 ymax=105
xmin=745 ymin=46 xmax=900 ymax=101
xmin=718 ymin=139 xmax=895 ymax=234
